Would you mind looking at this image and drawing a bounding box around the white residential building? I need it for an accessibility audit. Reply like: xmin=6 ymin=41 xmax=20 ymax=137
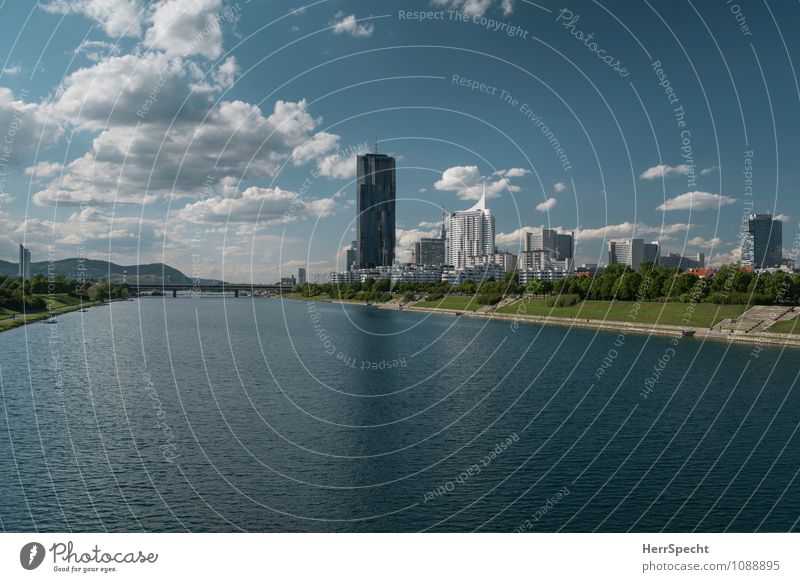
xmin=446 ymin=186 xmax=495 ymax=270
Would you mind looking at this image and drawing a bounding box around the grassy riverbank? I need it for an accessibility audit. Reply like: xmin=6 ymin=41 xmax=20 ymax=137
xmin=767 ymin=319 xmax=800 ymax=335
xmin=494 ymin=299 xmax=746 ymax=329
xmin=0 ymin=294 xmax=99 ymax=333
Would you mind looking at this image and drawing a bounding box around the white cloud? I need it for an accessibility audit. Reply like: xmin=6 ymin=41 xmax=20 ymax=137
xmin=145 ymin=0 xmax=225 ymax=59
xmin=700 ymin=166 xmax=717 ymax=176
xmin=434 ymin=165 xmax=524 ymax=200
xmin=24 ymin=161 xmax=64 ymax=179
xmin=775 ymin=214 xmax=791 ymax=222
xmin=175 ymin=186 xmax=338 ymax=224
xmin=574 ymin=222 xmax=692 ymax=242
xmin=40 ymin=0 xmax=145 ymax=38
xmin=2 ymin=65 xmax=22 ymax=76
xmin=291 ymin=132 xmax=340 ymax=165
xmin=535 ymin=197 xmax=557 ymax=212
xmin=554 ymin=181 xmax=567 ymax=193
xmin=35 ymin=98 xmax=320 ymax=206
xmin=331 ymin=13 xmax=374 ymax=37
xmin=74 ymin=40 xmax=120 ymax=62
xmin=431 ymin=0 xmax=505 ymax=17
xmin=494 ymin=167 xmax=529 ymax=178
xmin=52 ymin=52 xmax=205 ymax=130
xmin=656 ymin=191 xmax=736 ymax=211
xmin=686 ymin=236 xmax=722 ymax=247
xmin=0 ymin=88 xmax=63 ymax=165
xmin=640 ymin=164 xmax=693 ymax=180
xmin=394 ymin=227 xmax=440 ymax=262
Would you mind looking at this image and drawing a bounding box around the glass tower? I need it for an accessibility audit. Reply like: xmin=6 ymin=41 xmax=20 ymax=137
xmin=356 ymin=154 xmax=396 ymax=268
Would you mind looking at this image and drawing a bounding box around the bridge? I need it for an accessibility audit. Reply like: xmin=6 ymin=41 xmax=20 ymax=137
xmin=130 ymin=283 xmax=292 ymax=298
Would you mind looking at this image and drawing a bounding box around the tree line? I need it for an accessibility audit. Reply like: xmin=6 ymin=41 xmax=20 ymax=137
xmin=0 ymin=273 xmax=130 ymax=312
xmin=294 ymin=263 xmax=800 ymax=306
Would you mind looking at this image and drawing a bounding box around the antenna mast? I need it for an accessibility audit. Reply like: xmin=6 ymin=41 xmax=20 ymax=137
xmin=374 ymin=136 xmax=378 ymax=154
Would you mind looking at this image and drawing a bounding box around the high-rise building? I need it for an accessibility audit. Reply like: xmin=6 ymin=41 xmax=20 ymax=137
xmin=18 ymin=244 xmax=30 ymax=279
xmin=297 ymin=268 xmax=307 ymax=286
xmin=413 ymin=238 xmax=446 ymax=267
xmin=346 ymin=241 xmax=357 ymax=271
xmin=525 ymin=228 xmax=575 ymax=271
xmin=658 ymin=252 xmax=705 ymax=271
xmin=608 ymin=239 xmax=659 ymax=271
xmin=740 ymin=213 xmax=783 ymax=269
xmin=446 ymin=187 xmax=495 ymax=270
xmin=356 ymin=153 xmax=396 ymax=268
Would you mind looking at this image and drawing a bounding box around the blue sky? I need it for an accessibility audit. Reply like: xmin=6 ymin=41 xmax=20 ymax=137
xmin=0 ymin=0 xmax=797 ymax=282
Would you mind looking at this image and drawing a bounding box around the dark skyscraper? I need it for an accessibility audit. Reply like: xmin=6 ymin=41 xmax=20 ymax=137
xmin=740 ymin=213 xmax=783 ymax=269
xmin=356 ymin=153 xmax=396 ymax=268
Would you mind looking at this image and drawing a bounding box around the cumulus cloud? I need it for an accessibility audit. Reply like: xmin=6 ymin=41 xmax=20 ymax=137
xmin=640 ymin=164 xmax=693 ymax=180
xmin=535 ymin=197 xmax=557 ymax=212
xmin=656 ymin=191 xmax=736 ymax=212
xmin=2 ymin=65 xmax=22 ymax=76
xmin=0 ymin=88 xmax=63 ymax=164
xmin=24 ymin=161 xmax=64 ymax=179
xmin=175 ymin=186 xmax=338 ymax=224
xmin=700 ymin=166 xmax=717 ymax=176
xmin=51 ymin=52 xmax=206 ymax=130
xmin=434 ymin=165 xmax=525 ymax=200
xmin=774 ymin=214 xmax=791 ymax=222
xmin=573 ymin=222 xmax=692 ymax=242
xmin=34 ymin=98 xmax=320 ymax=206
xmin=331 ymin=12 xmax=374 ymax=37
xmin=40 ymin=0 xmax=145 ymax=37
xmin=145 ymin=0 xmax=226 ymax=59
xmin=554 ymin=181 xmax=567 ymax=193
xmin=74 ymin=40 xmax=120 ymax=62
xmin=685 ymin=236 xmax=722 ymax=247
xmin=431 ymin=0 xmax=509 ymax=17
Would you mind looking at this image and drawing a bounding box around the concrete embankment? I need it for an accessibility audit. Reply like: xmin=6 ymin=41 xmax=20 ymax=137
xmin=403 ymin=305 xmax=800 ymax=349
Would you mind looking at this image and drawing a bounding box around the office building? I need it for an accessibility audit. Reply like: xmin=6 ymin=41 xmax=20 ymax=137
xmin=346 ymin=241 xmax=357 ymax=271
xmin=297 ymin=268 xmax=306 ymax=286
xmin=608 ymin=239 xmax=659 ymax=271
xmin=442 ymin=264 xmax=506 ymax=285
xmin=446 ymin=187 xmax=495 ymax=269
xmin=525 ymin=228 xmax=575 ymax=271
xmin=356 ymin=153 xmax=396 ymax=268
xmin=466 ymin=252 xmax=517 ymax=273
xmin=413 ymin=237 xmax=446 ymax=267
xmin=518 ymin=269 xmax=568 ymax=284
xmin=658 ymin=252 xmax=705 ymax=271
xmin=18 ymin=244 xmax=31 ymax=279
xmin=740 ymin=213 xmax=783 ymax=269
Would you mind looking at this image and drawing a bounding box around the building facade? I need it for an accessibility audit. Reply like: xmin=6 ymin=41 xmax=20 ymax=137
xmin=740 ymin=213 xmax=783 ymax=269
xmin=356 ymin=153 xmax=396 ymax=268
xmin=413 ymin=237 xmax=446 ymax=267
xmin=18 ymin=244 xmax=30 ymax=279
xmin=446 ymin=188 xmax=495 ymax=270
xmin=297 ymin=268 xmax=307 ymax=286
xmin=658 ymin=252 xmax=705 ymax=271
xmin=608 ymin=239 xmax=659 ymax=271
xmin=525 ymin=228 xmax=574 ymax=271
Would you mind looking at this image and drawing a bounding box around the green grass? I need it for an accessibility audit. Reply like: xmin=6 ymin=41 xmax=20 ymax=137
xmin=0 ymin=296 xmax=99 ymax=333
xmin=495 ymin=299 xmax=747 ymax=329
xmin=767 ymin=319 xmax=800 ymax=335
xmin=412 ymin=296 xmax=482 ymax=311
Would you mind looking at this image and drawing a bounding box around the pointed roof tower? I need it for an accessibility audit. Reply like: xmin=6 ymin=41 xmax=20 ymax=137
xmin=466 ymin=182 xmax=487 ymax=212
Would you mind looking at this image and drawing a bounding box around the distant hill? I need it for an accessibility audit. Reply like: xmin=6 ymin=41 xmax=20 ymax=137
xmin=0 ymin=258 xmax=221 ymax=285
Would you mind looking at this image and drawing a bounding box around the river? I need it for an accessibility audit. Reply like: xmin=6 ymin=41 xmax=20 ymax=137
xmin=0 ymin=297 xmax=797 ymax=531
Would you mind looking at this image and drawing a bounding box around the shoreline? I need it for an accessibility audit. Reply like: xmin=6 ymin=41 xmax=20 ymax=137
xmin=282 ymin=296 xmax=800 ymax=350
xmin=0 ymin=299 xmax=110 ymax=333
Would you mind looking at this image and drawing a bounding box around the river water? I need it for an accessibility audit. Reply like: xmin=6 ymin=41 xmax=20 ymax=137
xmin=0 ymin=297 xmax=797 ymax=531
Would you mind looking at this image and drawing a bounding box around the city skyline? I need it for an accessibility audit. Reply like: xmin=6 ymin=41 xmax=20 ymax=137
xmin=0 ymin=1 xmax=797 ymax=284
